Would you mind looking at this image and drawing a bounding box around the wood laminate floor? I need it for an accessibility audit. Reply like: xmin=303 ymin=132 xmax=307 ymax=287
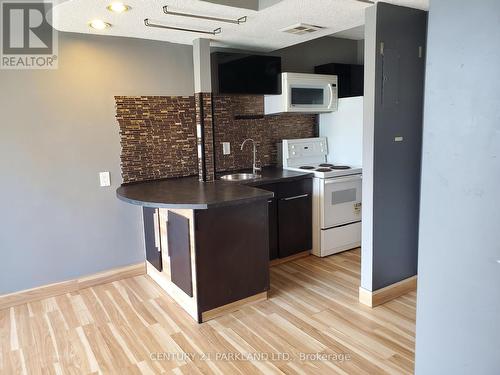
xmin=0 ymin=249 xmax=416 ymax=374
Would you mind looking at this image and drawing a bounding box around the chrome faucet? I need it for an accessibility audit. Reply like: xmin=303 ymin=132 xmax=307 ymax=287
xmin=240 ymin=138 xmax=261 ymax=175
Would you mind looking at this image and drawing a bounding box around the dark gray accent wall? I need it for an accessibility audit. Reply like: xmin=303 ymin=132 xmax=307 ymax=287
xmin=0 ymin=32 xmax=194 ymax=294
xmin=361 ymin=3 xmax=427 ymax=291
xmin=214 ymin=36 xmax=361 ymax=74
xmin=273 ymin=36 xmax=360 ymax=73
xmin=415 ymin=0 xmax=500 ymax=373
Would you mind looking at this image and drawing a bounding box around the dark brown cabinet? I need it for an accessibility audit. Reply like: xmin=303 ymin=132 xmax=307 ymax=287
xmin=142 ymin=207 xmax=162 ymax=271
xmin=314 ymin=63 xmax=364 ymax=98
xmin=267 ymin=196 xmax=279 ymax=260
xmin=167 ymin=211 xmax=193 ymax=297
xmin=195 ymin=201 xmax=270 ymax=313
xmin=278 ymin=192 xmax=312 ymax=258
xmin=258 ymin=178 xmax=312 ymax=259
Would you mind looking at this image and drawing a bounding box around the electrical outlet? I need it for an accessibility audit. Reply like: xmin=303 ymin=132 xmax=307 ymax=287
xmin=222 ymin=142 xmax=231 ymax=155
xmin=99 ymin=171 xmax=111 ymax=187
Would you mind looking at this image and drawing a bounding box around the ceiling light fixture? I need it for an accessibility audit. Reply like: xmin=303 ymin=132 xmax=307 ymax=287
xmin=107 ymin=2 xmax=131 ymax=13
xmin=163 ymin=5 xmax=246 ymax=25
xmin=144 ymin=19 xmax=221 ymax=35
xmin=89 ymin=19 xmax=111 ymax=30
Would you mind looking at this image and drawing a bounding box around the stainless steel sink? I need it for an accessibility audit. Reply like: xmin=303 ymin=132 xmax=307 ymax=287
xmin=220 ymin=173 xmax=260 ymax=181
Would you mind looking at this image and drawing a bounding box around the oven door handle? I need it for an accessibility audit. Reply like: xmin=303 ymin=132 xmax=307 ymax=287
xmin=324 ymin=175 xmax=362 ymax=184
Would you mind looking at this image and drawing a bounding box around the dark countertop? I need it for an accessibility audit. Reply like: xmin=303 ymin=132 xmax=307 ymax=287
xmin=116 ymin=167 xmax=313 ymax=209
xmin=230 ymin=167 xmax=313 ymax=186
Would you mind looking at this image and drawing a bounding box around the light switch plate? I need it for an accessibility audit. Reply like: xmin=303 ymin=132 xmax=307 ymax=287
xmin=222 ymin=142 xmax=231 ymax=155
xmin=99 ymin=171 xmax=111 ymax=187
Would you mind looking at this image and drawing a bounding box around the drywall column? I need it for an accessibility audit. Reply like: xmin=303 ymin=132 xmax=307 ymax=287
xmin=360 ymin=3 xmax=427 ymax=305
xmin=360 ymin=5 xmax=377 ymax=297
xmin=415 ymin=0 xmax=500 ymax=373
xmin=193 ymin=38 xmax=215 ymax=182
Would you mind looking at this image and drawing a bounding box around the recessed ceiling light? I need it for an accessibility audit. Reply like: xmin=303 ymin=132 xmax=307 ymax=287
xmin=107 ymin=2 xmax=131 ymax=13
xmin=89 ymin=19 xmax=111 ymax=30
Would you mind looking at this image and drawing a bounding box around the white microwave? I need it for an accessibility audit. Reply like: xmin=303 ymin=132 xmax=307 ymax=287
xmin=264 ymin=72 xmax=338 ymax=114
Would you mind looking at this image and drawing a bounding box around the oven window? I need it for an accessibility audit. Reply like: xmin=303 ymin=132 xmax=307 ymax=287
xmin=332 ymin=189 xmax=357 ymax=205
xmin=291 ymin=87 xmax=324 ymax=105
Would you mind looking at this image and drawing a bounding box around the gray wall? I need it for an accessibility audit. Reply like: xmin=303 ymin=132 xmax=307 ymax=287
xmin=214 ymin=36 xmax=361 ymax=73
xmin=0 ymin=32 xmax=194 ymax=294
xmin=356 ymin=40 xmax=364 ymax=65
xmin=273 ymin=36 xmax=360 ymax=73
xmin=415 ymin=0 xmax=500 ymax=373
xmin=361 ymin=3 xmax=426 ymax=291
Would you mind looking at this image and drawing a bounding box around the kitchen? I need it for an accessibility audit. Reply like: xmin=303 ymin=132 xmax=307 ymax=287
xmin=0 ymin=1 xmax=443 ymax=373
xmin=115 ymin=36 xmax=369 ymax=322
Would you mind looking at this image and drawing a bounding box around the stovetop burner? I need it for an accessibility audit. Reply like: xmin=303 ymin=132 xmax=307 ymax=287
xmin=294 ymin=164 xmax=354 ymax=173
xmin=331 ymin=165 xmax=351 ymax=170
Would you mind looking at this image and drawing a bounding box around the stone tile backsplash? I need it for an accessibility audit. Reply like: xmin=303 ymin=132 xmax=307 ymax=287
xmin=115 ymin=96 xmax=197 ymax=183
xmin=213 ymin=95 xmax=317 ymax=172
xmin=115 ymin=95 xmax=317 ymax=183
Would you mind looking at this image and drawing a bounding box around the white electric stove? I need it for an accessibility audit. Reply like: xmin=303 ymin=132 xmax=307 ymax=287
xmin=282 ymin=137 xmax=362 ymax=257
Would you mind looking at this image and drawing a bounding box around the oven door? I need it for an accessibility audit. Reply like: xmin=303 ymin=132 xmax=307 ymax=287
xmin=320 ymin=174 xmax=362 ymax=228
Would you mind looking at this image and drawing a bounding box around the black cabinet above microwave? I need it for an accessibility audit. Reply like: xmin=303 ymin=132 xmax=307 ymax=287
xmin=211 ymin=52 xmax=282 ymax=95
xmin=314 ymin=63 xmax=364 ymax=98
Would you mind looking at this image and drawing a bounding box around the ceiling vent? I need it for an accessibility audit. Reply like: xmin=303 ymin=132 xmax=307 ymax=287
xmin=281 ymin=23 xmax=325 ymax=35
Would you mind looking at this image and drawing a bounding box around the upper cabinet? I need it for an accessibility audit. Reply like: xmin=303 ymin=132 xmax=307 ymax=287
xmin=315 ymin=63 xmax=364 ymax=98
xmin=211 ymin=52 xmax=282 ymax=95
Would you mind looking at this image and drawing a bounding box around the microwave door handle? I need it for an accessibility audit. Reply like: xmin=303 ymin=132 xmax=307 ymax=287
xmin=328 ymin=83 xmax=334 ymax=108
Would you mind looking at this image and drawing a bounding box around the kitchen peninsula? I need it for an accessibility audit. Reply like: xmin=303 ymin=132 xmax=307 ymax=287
xmin=117 ymin=168 xmax=312 ymax=323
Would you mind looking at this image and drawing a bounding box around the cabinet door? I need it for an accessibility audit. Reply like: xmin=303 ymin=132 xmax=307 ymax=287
xmin=256 ymin=183 xmax=280 ymax=261
xmin=167 ymin=211 xmax=193 ymax=297
xmin=267 ymin=197 xmax=278 ymax=260
xmin=143 ymin=207 xmax=162 ymax=271
xmin=278 ymin=180 xmax=312 ymax=258
xmin=195 ymin=202 xmax=269 ymax=312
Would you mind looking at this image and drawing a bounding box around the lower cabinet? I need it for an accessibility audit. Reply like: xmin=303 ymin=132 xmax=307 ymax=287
xmin=267 ymin=196 xmax=279 ymax=260
xmin=167 ymin=211 xmax=193 ymax=297
xmin=194 ymin=201 xmax=270 ymax=314
xmin=278 ymin=191 xmax=312 ymax=258
xmin=142 ymin=207 xmax=162 ymax=271
xmin=258 ymin=178 xmax=313 ymax=259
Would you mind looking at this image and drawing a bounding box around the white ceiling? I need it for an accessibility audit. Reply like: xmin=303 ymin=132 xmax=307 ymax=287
xmin=52 ymin=0 xmax=429 ymax=52
xmin=331 ymin=24 xmax=365 ymax=40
